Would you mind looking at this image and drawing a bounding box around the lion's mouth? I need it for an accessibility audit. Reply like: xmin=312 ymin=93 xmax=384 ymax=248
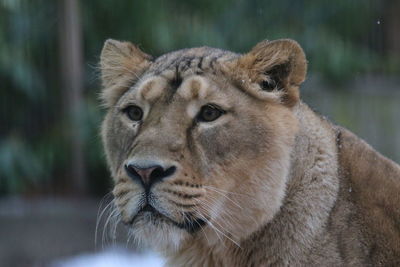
xmin=128 ymin=204 xmax=161 ymax=224
xmin=129 ymin=204 xmax=207 ymax=233
xmin=139 ymin=203 xmax=157 ymax=213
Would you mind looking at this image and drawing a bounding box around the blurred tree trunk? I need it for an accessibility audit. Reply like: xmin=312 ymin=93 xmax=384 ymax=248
xmin=59 ymin=0 xmax=87 ymax=195
xmin=385 ymin=0 xmax=400 ymax=56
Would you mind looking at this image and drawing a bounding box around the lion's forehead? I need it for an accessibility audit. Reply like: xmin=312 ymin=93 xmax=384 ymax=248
xmin=129 ymin=48 xmax=238 ymax=105
xmin=148 ymin=47 xmax=237 ymax=76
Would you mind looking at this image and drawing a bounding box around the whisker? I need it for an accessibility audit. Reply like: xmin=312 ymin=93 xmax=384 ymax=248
xmin=199 ymin=195 xmax=241 ymax=227
xmin=204 ymin=192 xmax=259 ymax=228
xmin=204 ymin=186 xmax=244 ymax=210
xmin=203 ymin=186 xmax=255 ymax=198
xmin=109 ymin=210 xmax=121 ymax=246
xmin=194 ymin=209 xmax=224 ymax=245
xmin=194 ymin=207 xmax=241 ymax=248
xmin=171 ymin=182 xmax=212 ymax=245
xmin=195 ymin=199 xmax=241 ymax=242
xmin=102 ymin=204 xmax=119 ymax=249
xmin=194 ymin=197 xmax=240 ymax=240
xmin=95 ymin=192 xmax=114 ymax=249
xmin=126 ymin=228 xmax=133 ymax=248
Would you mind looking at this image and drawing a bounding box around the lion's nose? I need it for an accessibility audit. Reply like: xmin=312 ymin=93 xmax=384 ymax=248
xmin=124 ymin=162 xmax=176 ymax=189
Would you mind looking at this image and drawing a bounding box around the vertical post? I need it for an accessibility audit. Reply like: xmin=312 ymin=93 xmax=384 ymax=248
xmin=59 ymin=0 xmax=86 ymax=194
xmin=385 ymin=0 xmax=400 ymax=56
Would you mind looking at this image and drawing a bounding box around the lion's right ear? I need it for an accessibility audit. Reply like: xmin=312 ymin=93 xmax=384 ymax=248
xmin=100 ymin=39 xmax=152 ymax=107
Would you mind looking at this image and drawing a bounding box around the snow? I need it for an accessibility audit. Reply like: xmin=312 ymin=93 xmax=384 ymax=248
xmin=52 ymin=247 xmax=165 ymax=267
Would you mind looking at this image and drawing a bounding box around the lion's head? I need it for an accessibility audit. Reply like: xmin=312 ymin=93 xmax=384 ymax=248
xmin=100 ymin=39 xmax=307 ymax=251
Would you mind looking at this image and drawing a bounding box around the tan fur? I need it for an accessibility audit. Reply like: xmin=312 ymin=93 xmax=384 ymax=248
xmin=100 ymin=39 xmax=152 ymax=107
xmin=99 ymin=39 xmax=400 ymax=266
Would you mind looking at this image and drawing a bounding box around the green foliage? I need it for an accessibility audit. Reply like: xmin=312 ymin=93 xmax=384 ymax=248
xmin=0 ymin=136 xmax=46 ymax=193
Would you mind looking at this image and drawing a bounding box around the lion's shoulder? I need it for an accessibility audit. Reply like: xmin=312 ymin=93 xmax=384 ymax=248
xmin=337 ymin=127 xmax=400 ymax=264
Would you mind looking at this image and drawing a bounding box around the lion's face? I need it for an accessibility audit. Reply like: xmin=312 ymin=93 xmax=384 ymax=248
xmin=100 ymin=40 xmax=306 ymax=250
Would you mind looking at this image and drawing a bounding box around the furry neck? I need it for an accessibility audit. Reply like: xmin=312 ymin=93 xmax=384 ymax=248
xmin=166 ymin=103 xmax=340 ymax=266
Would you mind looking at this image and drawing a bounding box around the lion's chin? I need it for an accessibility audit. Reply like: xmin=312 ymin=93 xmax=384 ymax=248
xmin=128 ymin=211 xmax=191 ymax=252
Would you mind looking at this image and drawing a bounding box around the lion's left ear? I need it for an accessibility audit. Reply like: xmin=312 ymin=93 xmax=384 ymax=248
xmin=230 ymin=39 xmax=307 ymax=107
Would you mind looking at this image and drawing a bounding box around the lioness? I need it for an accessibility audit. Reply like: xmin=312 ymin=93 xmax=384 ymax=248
xmin=99 ymin=38 xmax=400 ymax=266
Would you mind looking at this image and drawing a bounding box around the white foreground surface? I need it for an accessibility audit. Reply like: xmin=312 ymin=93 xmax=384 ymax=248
xmin=53 ymin=247 xmax=165 ymax=267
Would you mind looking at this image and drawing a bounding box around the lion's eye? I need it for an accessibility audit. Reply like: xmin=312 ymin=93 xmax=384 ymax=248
xmin=197 ymin=104 xmax=224 ymax=122
xmin=124 ymin=105 xmax=143 ymax=121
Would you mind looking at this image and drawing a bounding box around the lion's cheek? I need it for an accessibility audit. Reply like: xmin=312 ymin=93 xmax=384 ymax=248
xmin=197 ymin=120 xmax=269 ymax=167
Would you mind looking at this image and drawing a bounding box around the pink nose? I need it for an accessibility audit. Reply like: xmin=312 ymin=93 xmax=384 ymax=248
xmin=131 ymin=165 xmax=160 ymax=185
xmin=125 ymin=163 xmax=176 ymax=188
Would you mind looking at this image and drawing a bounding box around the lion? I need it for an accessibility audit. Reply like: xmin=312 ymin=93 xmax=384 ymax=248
xmin=99 ymin=38 xmax=400 ymax=266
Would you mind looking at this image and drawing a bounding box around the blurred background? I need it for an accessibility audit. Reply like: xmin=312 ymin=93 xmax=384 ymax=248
xmin=0 ymin=0 xmax=399 ymax=266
